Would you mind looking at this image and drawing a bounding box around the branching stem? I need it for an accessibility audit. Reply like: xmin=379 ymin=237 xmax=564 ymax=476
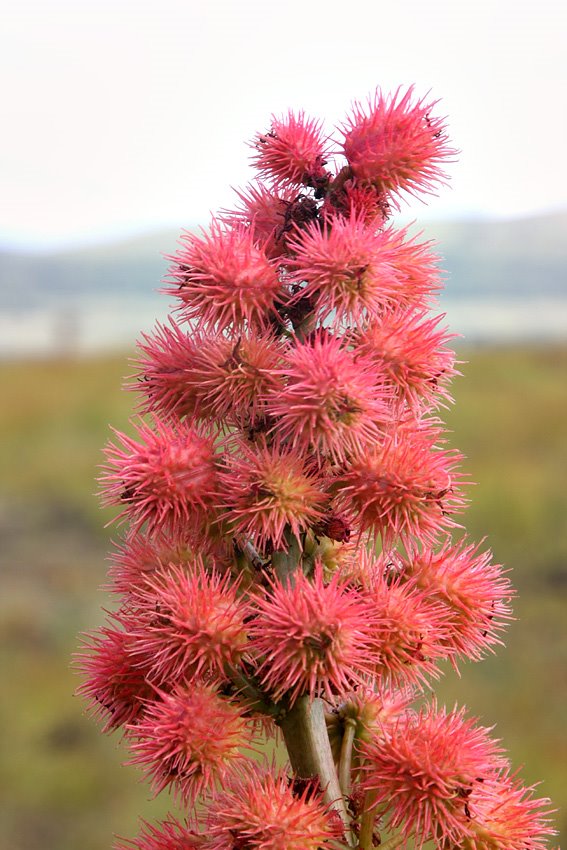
xmin=271 ymin=528 xmax=354 ymax=846
xmin=279 ymin=696 xmax=354 ymax=846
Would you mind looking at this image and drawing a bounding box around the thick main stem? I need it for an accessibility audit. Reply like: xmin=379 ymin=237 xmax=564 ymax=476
xmin=271 ymin=530 xmax=353 ymax=844
xmin=279 ymin=696 xmax=354 ymax=845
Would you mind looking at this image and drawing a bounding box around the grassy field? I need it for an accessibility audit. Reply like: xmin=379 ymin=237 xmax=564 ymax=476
xmin=1 ymin=345 xmax=566 ymax=849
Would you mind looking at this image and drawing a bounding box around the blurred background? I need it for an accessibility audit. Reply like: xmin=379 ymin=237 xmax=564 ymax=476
xmin=1 ymin=1 xmax=566 ymax=848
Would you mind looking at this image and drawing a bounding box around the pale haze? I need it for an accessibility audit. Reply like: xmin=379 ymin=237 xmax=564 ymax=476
xmin=2 ymin=0 xmax=566 ymax=248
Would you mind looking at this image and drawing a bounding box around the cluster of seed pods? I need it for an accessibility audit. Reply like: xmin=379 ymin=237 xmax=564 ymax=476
xmin=77 ymin=88 xmax=555 ymax=850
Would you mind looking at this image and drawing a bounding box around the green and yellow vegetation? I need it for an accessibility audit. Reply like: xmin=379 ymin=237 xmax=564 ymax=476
xmin=0 ymin=345 xmax=565 ymax=850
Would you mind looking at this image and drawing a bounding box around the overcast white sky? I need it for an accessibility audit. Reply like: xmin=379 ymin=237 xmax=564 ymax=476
xmin=2 ymin=0 xmax=566 ymax=248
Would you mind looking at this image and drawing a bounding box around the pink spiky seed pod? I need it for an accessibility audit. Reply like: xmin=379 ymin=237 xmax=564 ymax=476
xmin=322 ymin=178 xmax=390 ymax=225
xmin=126 ymin=682 xmax=251 ymax=803
xmin=221 ymin=182 xmax=320 ymax=259
xmin=380 ymin=223 xmax=443 ymax=308
xmin=356 ymin=307 xmax=457 ymax=409
xmin=402 ymin=538 xmax=514 ymax=664
xmin=285 ymin=213 xmax=407 ymax=327
xmin=266 ymin=331 xmax=390 ymax=463
xmin=359 ymin=703 xmax=507 ymax=848
xmin=75 ymin=620 xmax=155 ymax=733
xmin=182 ymin=329 xmax=285 ymax=428
xmin=341 ymin=86 xmax=456 ymax=203
xmin=122 ymin=560 xmax=248 ymax=688
xmin=334 ymin=417 xmax=466 ymax=547
xmin=354 ymin=551 xmax=453 ymax=686
xmin=106 ymin=530 xmax=229 ymax=597
xmin=137 ymin=325 xmax=285 ymax=428
xmin=248 ymin=567 xmax=378 ymax=705
xmin=220 ymin=437 xmax=328 ymax=552
xmin=251 ymin=110 xmax=331 ymax=192
xmin=205 ymin=765 xmax=343 ymax=850
xmin=464 ymin=770 xmax=556 ymax=850
xmin=100 ymin=417 xmax=219 ymax=537
xmin=132 ymin=320 xmax=205 ymax=421
xmin=167 ymin=223 xmax=284 ymax=333
xmin=113 ymin=816 xmax=203 ymax=850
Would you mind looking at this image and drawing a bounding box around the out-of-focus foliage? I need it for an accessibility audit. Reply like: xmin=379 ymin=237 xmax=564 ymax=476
xmin=0 ymin=345 xmax=565 ymax=850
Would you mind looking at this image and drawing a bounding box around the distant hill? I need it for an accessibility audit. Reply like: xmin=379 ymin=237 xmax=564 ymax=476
xmin=0 ymin=213 xmax=566 ymax=311
xmin=422 ymin=212 xmax=567 ymax=299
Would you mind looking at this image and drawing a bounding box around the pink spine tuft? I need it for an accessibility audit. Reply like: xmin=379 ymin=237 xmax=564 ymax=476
xmin=100 ymin=417 xmax=219 ymax=537
xmin=251 ymin=110 xmax=330 ymax=190
xmin=249 ymin=567 xmax=379 ymax=703
xmin=341 ymin=86 xmax=456 ymax=203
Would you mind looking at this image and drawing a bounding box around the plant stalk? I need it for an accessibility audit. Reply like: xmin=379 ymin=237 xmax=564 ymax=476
xmin=358 ymin=789 xmax=379 ymax=850
xmin=271 ymin=531 xmax=302 ymax=585
xmin=271 ymin=528 xmax=354 ymax=844
xmin=338 ymin=717 xmax=357 ymax=796
xmin=279 ymin=696 xmax=354 ymax=845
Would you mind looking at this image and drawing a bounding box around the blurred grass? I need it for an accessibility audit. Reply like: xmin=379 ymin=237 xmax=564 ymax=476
xmin=0 ymin=345 xmax=566 ymax=849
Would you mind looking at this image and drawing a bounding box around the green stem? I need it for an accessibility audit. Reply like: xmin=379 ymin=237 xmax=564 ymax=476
xmin=358 ymin=789 xmax=379 ymax=850
xmin=271 ymin=529 xmax=302 ymax=584
xmin=227 ymin=667 xmax=281 ymax=719
xmin=338 ymin=717 xmax=356 ymax=797
xmin=279 ymin=696 xmax=354 ymax=845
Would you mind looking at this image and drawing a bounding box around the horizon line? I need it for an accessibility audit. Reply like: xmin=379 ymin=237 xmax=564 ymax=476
xmin=1 ymin=205 xmax=566 ymax=256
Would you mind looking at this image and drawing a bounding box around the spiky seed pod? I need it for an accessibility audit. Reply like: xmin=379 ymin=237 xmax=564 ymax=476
xmin=251 ymin=110 xmax=330 ymax=190
xmin=356 ymin=308 xmax=457 ymax=409
xmin=334 ymin=418 xmax=466 ymax=547
xmin=355 ymin=551 xmax=453 ymax=685
xmin=132 ymin=320 xmax=204 ymax=420
xmin=267 ymin=331 xmax=390 ymax=462
xmin=248 ymin=567 xmax=378 ymax=704
xmin=402 ymin=538 xmax=514 ymax=663
xmin=220 ymin=437 xmax=328 ymax=552
xmin=341 ymin=86 xmax=456 ymax=202
xmin=126 ymin=682 xmax=251 ymax=803
xmin=285 ymin=213 xmax=406 ymax=327
xmin=134 ymin=324 xmax=285 ymax=428
xmin=167 ymin=223 xmax=284 ymax=333
xmin=100 ymin=417 xmax=219 ymax=537
xmin=113 ymin=816 xmax=203 ymax=850
xmin=122 ymin=560 xmax=248 ymax=688
xmin=220 ymin=181 xmax=308 ymax=259
xmin=359 ymin=703 xmax=507 ymax=848
xmin=75 ymin=621 xmax=155 ymax=733
xmin=379 ymin=224 xmax=443 ymax=308
xmin=322 ymin=179 xmax=390 ymax=225
xmin=106 ymin=531 xmax=228 ymax=597
xmin=464 ymin=770 xmax=556 ymax=850
xmin=205 ymin=766 xmax=343 ymax=850
xmin=184 ymin=330 xmax=285 ymax=428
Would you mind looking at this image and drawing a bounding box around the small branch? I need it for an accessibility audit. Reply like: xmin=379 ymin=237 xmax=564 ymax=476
xmin=227 ymin=667 xmax=281 ymax=719
xmin=338 ymin=717 xmax=357 ymax=796
xmin=242 ymin=539 xmax=265 ymax=571
xmin=358 ymin=789 xmax=379 ymax=850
